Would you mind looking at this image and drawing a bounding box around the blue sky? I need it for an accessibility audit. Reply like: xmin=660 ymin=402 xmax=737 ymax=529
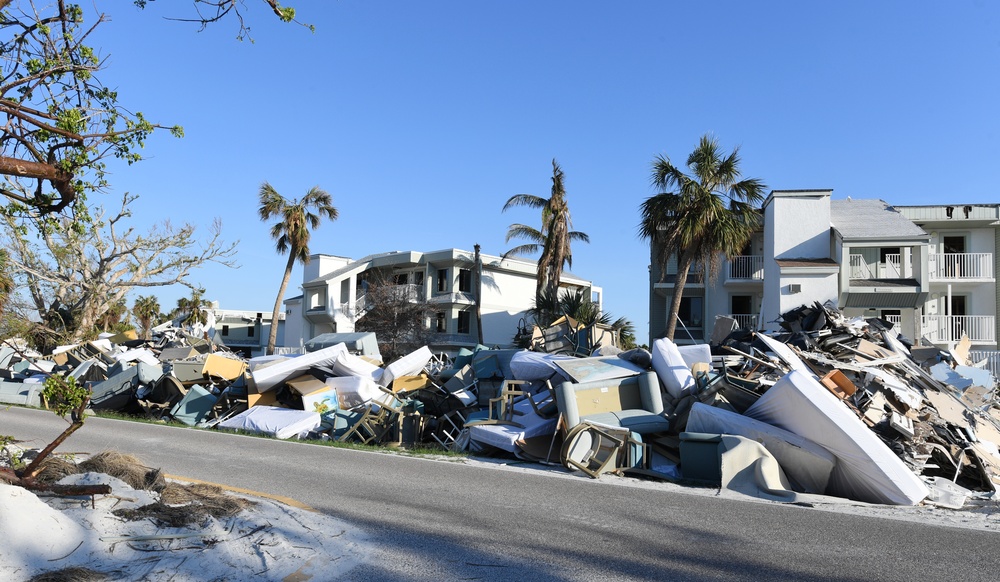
xmin=85 ymin=1 xmax=999 ymax=344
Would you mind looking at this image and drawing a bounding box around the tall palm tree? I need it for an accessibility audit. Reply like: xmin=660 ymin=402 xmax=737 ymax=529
xmin=502 ymin=159 xmax=589 ymax=303
xmin=258 ymin=182 xmax=338 ymax=355
xmin=639 ymin=135 xmax=765 ymax=340
xmin=132 ymin=295 xmax=160 ymax=340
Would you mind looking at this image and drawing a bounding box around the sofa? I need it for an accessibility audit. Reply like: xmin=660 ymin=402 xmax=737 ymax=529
xmin=555 ymin=371 xmax=670 ymax=435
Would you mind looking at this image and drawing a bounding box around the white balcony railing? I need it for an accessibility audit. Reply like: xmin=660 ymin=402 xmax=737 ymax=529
xmin=884 ymin=254 xmax=902 ymax=278
xmin=969 ymin=351 xmax=1000 ymax=379
xmin=728 ymin=256 xmax=764 ymax=281
xmin=884 ymin=314 xmax=902 ymax=327
xmin=849 ymin=254 xmax=907 ymax=279
xmin=725 ymin=314 xmax=758 ymax=330
xmin=928 ymin=253 xmax=994 ymax=281
xmin=921 ymin=315 xmax=996 ymax=344
xmin=849 ymin=254 xmax=873 ymax=279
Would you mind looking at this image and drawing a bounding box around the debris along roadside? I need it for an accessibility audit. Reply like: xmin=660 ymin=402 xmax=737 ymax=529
xmin=1 ymin=302 xmax=998 ymax=510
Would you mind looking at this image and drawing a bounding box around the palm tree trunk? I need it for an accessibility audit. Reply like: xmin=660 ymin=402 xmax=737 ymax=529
xmin=268 ymin=250 xmax=297 ymax=355
xmin=665 ymin=253 xmax=694 ymax=341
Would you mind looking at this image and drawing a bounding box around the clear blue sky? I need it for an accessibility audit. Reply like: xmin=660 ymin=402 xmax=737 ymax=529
xmin=87 ymin=1 xmax=1000 ymax=344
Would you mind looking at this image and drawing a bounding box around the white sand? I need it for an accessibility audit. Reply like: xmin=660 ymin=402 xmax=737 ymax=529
xmin=0 ymin=473 xmax=369 ymax=582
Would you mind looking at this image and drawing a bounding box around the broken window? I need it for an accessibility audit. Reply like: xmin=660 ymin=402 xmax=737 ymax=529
xmin=457 ymin=311 xmax=471 ymax=334
xmin=458 ymin=269 xmax=472 ymax=293
xmin=437 ymin=269 xmax=448 ymax=293
xmin=436 ymin=312 xmax=446 ymax=333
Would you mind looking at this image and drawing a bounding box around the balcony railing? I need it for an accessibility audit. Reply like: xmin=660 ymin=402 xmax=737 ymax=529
xmin=728 ymin=256 xmax=764 ymax=281
xmin=928 ymin=253 xmax=994 ymax=281
xmin=849 ymin=255 xmax=873 ymax=279
xmin=849 ymin=254 xmax=904 ymax=279
xmin=921 ymin=315 xmax=996 ymax=344
xmin=725 ymin=314 xmax=758 ymax=330
xmin=969 ymin=351 xmax=1000 ymax=379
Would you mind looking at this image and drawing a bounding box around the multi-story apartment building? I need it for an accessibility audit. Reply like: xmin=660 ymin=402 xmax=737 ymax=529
xmin=649 ymin=190 xmax=999 ymax=354
xmin=284 ymin=248 xmax=602 ymax=352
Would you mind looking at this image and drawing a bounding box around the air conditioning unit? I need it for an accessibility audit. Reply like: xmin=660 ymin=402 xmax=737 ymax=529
xmin=787 ymin=284 xmax=802 ymax=294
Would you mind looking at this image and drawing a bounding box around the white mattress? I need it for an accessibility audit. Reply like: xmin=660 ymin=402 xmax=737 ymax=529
xmin=651 ymin=338 xmax=695 ymax=400
xmin=378 ymin=346 xmax=432 ymax=387
xmin=687 ymin=402 xmax=836 ymax=494
xmin=219 ymin=406 xmax=321 ymax=440
xmin=509 ymin=350 xmax=573 ymax=382
xmin=251 ymin=343 xmax=347 ymax=393
xmin=745 ymin=370 xmax=928 ymax=505
xmin=468 ymin=398 xmax=557 ymax=452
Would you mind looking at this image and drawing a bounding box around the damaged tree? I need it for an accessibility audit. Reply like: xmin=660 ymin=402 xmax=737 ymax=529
xmin=0 ymin=373 xmax=111 ymax=496
xmin=502 ymin=159 xmax=590 ymax=305
xmin=0 ymin=1 xmax=183 ymax=214
xmin=354 ymin=272 xmax=435 ymax=362
xmin=1 ymin=192 xmax=237 ymax=344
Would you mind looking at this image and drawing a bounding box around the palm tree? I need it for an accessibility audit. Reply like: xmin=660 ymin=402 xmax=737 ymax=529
xmin=258 ymin=182 xmax=338 ymax=355
xmin=502 ymin=159 xmax=589 ymax=303
xmin=174 ymin=288 xmax=212 ymax=327
xmin=639 ymin=135 xmax=765 ymax=340
xmin=132 ymin=295 xmax=160 ymax=339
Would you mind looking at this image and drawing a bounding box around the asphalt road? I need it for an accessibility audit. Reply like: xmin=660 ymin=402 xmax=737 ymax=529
xmin=3 ymin=407 xmax=997 ymax=581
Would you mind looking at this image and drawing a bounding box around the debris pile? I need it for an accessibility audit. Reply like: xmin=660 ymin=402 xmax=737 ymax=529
xmin=2 ymin=302 xmax=998 ymax=509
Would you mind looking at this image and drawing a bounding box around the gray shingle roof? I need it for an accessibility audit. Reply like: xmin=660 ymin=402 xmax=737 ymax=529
xmin=830 ymin=199 xmax=928 ymax=240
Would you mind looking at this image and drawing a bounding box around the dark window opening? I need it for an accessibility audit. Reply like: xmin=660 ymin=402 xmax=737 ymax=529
xmin=394 ymin=273 xmax=408 ymax=285
xmin=247 ymin=325 xmax=254 ymax=337
xmin=457 ymin=311 xmax=471 ymax=334
xmin=221 ymin=325 xmax=229 ymax=336
xmin=437 ymin=269 xmax=448 ymax=293
xmin=436 ymin=312 xmax=446 ymax=333
xmin=458 ymin=269 xmax=472 ymax=293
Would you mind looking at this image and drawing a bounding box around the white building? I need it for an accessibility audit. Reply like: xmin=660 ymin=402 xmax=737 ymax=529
xmin=285 ymin=248 xmax=602 ymax=352
xmin=649 ymin=190 xmax=999 ymax=352
xmin=208 ymin=307 xmax=284 ymax=358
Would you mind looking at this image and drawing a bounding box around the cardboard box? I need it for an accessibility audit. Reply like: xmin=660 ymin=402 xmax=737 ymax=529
xmin=285 ymin=374 xmax=329 ymax=396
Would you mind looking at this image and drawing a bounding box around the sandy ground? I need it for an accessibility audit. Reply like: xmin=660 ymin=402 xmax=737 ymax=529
xmin=0 ymin=472 xmax=369 ymax=582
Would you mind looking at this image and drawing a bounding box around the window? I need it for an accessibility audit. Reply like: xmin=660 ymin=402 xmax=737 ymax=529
xmin=436 ymin=312 xmax=446 ymax=333
xmin=394 ymin=273 xmax=408 ymax=285
xmin=247 ymin=324 xmax=254 ymax=338
xmin=458 ymin=269 xmax=472 ymax=293
xmin=414 ymin=271 xmax=425 ymax=286
xmin=457 ymin=311 xmax=471 ymax=334
xmin=677 ymin=296 xmax=704 ymax=328
xmin=437 ymin=269 xmax=448 ymax=292
xmin=340 ymin=279 xmax=350 ymax=303
xmin=221 ymin=325 xmax=229 ymax=336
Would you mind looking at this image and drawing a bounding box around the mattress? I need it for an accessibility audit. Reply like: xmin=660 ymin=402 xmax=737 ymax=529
xmin=218 ymin=405 xmax=321 ymax=440
xmin=745 ymin=370 xmax=928 ymax=505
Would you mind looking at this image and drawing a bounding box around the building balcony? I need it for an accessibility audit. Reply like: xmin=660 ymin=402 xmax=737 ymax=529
xmin=724 ymin=314 xmax=758 ymax=330
xmin=928 ymin=253 xmax=994 ymax=282
xmin=849 ymin=254 xmax=908 ymax=279
xmin=726 ymin=256 xmax=764 ymax=282
xmin=919 ymin=315 xmax=996 ymax=345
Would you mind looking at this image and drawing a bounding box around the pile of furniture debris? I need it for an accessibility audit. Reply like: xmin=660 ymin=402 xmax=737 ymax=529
xmin=1 ymin=301 xmax=997 ymax=509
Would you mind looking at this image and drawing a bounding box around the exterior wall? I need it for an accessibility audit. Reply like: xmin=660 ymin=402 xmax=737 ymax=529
xmin=761 ymin=191 xmax=837 ymax=330
xmin=211 ymin=308 xmax=283 ymax=358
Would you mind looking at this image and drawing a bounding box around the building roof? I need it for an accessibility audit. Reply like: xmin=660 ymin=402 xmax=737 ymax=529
xmin=830 ymin=199 xmax=928 ymax=241
xmin=775 ymin=258 xmax=839 ymax=268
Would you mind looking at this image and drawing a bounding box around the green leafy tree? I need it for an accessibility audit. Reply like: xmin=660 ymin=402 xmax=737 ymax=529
xmin=639 ymin=135 xmax=765 ymax=340
xmin=502 ymin=159 xmax=589 ymax=304
xmin=132 ymin=295 xmax=160 ymax=339
xmin=258 ymin=182 xmax=338 ymax=355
